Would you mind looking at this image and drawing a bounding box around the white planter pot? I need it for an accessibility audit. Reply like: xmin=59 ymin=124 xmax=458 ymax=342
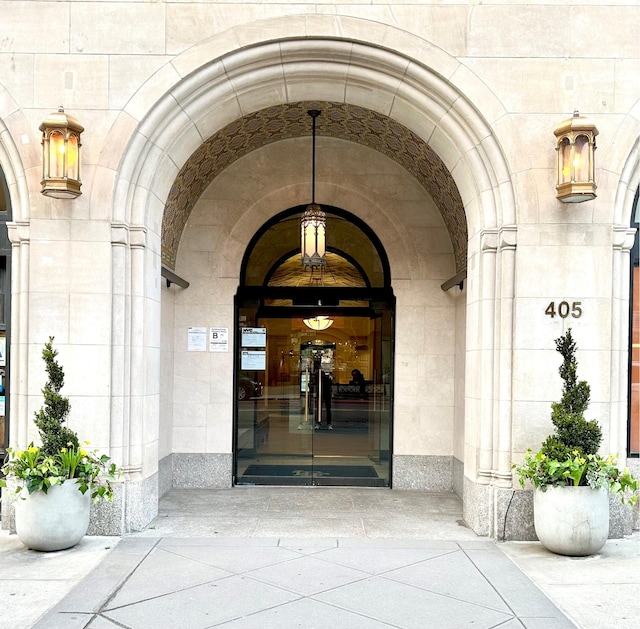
xmin=15 ymin=479 xmax=91 ymax=552
xmin=534 ymin=486 xmax=609 ymax=556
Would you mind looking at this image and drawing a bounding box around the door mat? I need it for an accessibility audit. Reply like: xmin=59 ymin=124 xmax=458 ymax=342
xmin=241 ymin=464 xmax=379 ymax=478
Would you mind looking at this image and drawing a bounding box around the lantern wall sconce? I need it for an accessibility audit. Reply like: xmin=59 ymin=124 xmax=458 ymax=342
xmin=39 ymin=106 xmax=84 ymax=199
xmin=554 ymin=110 xmax=598 ymax=203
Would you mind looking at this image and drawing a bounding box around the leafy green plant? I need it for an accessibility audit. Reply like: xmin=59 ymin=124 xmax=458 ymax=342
xmin=515 ymin=449 xmax=637 ymax=505
xmin=0 ymin=338 xmax=120 ymax=501
xmin=1 ymin=442 xmax=118 ymax=501
xmin=513 ymin=329 xmax=638 ymax=505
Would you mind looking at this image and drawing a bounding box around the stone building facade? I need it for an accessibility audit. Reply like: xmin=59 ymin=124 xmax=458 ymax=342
xmin=0 ymin=1 xmax=638 ymax=538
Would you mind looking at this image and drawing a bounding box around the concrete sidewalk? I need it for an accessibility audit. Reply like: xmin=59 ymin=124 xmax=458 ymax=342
xmin=0 ymin=488 xmax=638 ymax=629
xmin=31 ymin=537 xmax=578 ymax=629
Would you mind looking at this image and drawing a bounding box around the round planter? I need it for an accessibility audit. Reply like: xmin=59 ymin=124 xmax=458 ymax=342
xmin=534 ymin=485 xmax=609 ymax=556
xmin=15 ymin=479 xmax=91 ymax=552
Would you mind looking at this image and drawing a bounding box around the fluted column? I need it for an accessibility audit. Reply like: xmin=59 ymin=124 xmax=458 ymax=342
xmin=476 ymin=228 xmax=498 ymax=485
xmin=474 ymin=226 xmax=517 ymax=488
xmin=495 ymin=226 xmax=516 ymax=486
xmin=127 ymin=225 xmax=147 ymax=475
xmin=611 ymin=225 xmax=636 ymax=455
xmin=110 ymin=223 xmax=130 ymax=470
xmin=6 ymin=221 xmax=29 ymax=447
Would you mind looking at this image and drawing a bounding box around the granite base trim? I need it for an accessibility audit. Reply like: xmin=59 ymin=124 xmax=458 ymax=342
xmin=495 ymin=486 xmax=536 ymax=541
xmin=159 ymin=453 xmax=173 ymax=497
xmin=462 ymin=477 xmax=492 ymax=537
xmin=88 ymin=472 xmax=159 ymax=535
xmin=87 ymin=485 xmax=124 ymax=536
xmin=1 ymin=482 xmax=17 ymax=532
xmin=173 ymin=453 xmax=233 ymax=488
xmin=392 ymin=455 xmax=452 ymax=491
xmin=452 ymin=456 xmax=464 ymax=499
xmin=126 ymin=472 xmax=159 ymax=532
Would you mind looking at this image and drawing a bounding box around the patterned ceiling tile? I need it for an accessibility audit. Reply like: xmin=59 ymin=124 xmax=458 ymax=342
xmin=162 ymin=102 xmax=466 ymax=272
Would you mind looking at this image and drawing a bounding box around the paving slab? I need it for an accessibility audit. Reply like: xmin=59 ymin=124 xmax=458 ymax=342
xmin=314 ymin=573 xmax=514 ymax=629
xmin=501 ymin=534 xmax=640 ymax=629
xmin=34 ymin=538 xmax=577 ymax=629
xmin=0 ymin=531 xmax=119 ymax=629
xmin=106 ymin=574 xmax=299 ymax=628
xmin=206 ymin=597 xmax=399 ymax=629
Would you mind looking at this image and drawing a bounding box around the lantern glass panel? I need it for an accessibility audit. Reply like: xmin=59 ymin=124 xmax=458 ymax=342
xmin=560 ymin=138 xmax=571 ymax=183
xmin=67 ymin=134 xmax=79 ymax=180
xmin=315 ymin=221 xmax=325 ymax=257
xmin=302 ymin=221 xmax=314 ymax=258
xmin=574 ymin=135 xmax=589 ymax=181
xmin=49 ymin=130 xmax=65 ymax=178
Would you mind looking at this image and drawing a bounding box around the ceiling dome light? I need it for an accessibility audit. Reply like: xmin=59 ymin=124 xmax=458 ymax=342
xmin=303 ymin=315 xmax=333 ymax=331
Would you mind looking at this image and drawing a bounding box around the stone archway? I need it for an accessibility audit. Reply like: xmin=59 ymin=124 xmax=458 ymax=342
xmin=109 ymin=31 xmax=522 ymax=535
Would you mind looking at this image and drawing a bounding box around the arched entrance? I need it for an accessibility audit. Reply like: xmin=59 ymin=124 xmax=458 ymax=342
xmin=109 ymin=30 xmax=525 ymax=534
xmin=163 ymin=97 xmax=467 ymax=497
xmin=234 ymin=207 xmax=394 ymax=486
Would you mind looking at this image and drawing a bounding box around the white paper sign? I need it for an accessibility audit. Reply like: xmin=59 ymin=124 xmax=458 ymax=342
xmin=209 ymin=327 xmax=229 ymax=352
xmin=241 ymin=350 xmax=266 ymax=370
xmin=241 ymin=327 xmax=267 ymax=347
xmin=187 ymin=326 xmax=207 ymax=352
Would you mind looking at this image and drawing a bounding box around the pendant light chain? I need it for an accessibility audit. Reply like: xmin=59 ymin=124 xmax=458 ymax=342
xmin=310 ymin=109 xmax=319 ymax=203
xmin=301 ymin=109 xmax=326 ymax=268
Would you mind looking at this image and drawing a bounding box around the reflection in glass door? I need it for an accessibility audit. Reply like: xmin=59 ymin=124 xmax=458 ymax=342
xmin=234 ymin=307 xmax=393 ymax=486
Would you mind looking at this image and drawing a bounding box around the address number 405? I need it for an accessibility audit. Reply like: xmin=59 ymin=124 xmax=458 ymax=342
xmin=545 ymin=301 xmax=583 ymax=319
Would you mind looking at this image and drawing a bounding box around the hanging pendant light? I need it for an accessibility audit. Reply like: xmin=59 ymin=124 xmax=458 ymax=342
xmin=301 ymin=110 xmax=326 ymax=268
xmin=303 ymin=315 xmax=334 ymax=331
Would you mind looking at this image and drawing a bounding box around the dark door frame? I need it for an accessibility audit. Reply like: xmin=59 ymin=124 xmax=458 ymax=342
xmin=233 ymin=286 xmax=396 ymax=486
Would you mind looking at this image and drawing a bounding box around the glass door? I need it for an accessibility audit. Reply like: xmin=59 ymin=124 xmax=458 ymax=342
xmin=234 ymin=303 xmax=393 ymax=486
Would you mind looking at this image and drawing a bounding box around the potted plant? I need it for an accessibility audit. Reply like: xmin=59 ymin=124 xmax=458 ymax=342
xmin=513 ymin=329 xmax=638 ymax=556
xmin=0 ymin=337 xmax=120 ymax=551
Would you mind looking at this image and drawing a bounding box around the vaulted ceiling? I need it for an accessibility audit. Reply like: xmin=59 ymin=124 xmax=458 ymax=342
xmin=161 ymin=101 xmax=466 ymax=272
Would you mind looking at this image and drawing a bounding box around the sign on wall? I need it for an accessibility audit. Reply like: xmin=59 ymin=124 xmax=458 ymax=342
xmin=209 ymin=327 xmax=229 ymax=352
xmin=187 ymin=326 xmax=231 ymax=352
xmin=241 ymin=327 xmax=267 ymax=347
xmin=241 ymin=350 xmax=266 ymax=370
xmin=187 ymin=326 xmax=207 ymax=351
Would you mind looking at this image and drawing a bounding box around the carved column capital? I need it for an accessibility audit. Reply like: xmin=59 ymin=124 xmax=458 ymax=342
xmin=6 ymin=220 xmax=30 ymax=245
xmin=612 ymin=225 xmax=636 ymax=251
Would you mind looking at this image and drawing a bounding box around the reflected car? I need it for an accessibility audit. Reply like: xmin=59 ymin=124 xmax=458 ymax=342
xmin=238 ymin=376 xmax=264 ymax=401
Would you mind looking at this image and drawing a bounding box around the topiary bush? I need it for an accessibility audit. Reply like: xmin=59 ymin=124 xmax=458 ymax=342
xmin=33 ymin=337 xmax=79 ymax=456
xmin=514 ymin=329 xmax=637 ymax=500
xmin=540 ymin=328 xmax=602 ymax=461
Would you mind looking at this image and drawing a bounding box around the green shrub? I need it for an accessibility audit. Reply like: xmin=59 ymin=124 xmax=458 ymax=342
xmin=540 ymin=328 xmax=602 ymax=459
xmin=33 ymin=337 xmax=79 ymax=455
xmin=513 ymin=328 xmax=638 ymax=503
